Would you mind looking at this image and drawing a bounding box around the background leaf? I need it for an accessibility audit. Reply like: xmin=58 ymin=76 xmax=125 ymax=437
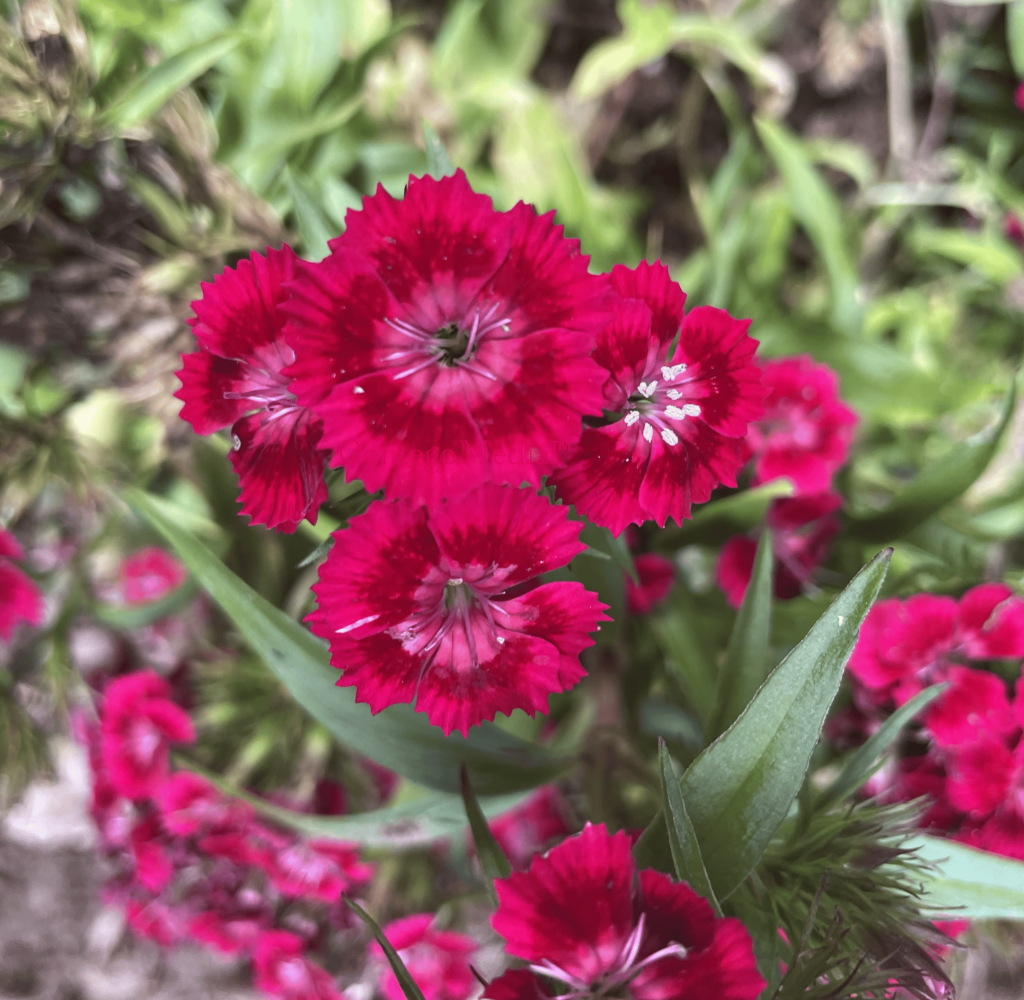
xmin=914 ymin=836 xmax=1024 ymax=919
xmin=460 ymin=764 xmax=512 ymax=894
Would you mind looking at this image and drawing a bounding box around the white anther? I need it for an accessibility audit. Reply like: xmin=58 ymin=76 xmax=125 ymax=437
xmin=666 ymin=389 xmax=682 ymax=400
xmin=661 ymin=428 xmax=679 ymax=445
xmin=336 ymin=614 xmax=380 ymax=634
xmin=623 ymin=410 xmax=640 ymax=426
xmin=665 ymin=406 xmax=687 ymax=420
xmin=661 ymin=364 xmax=687 ymax=381
xmin=637 ymin=381 xmax=657 ymax=398
xmin=643 ymin=423 xmax=653 ymax=443
xmin=448 ymin=578 xmax=464 ymax=586
xmin=682 ymin=403 xmax=701 ymax=416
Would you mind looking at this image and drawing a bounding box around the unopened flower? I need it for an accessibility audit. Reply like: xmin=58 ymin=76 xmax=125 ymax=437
xmin=175 ymin=245 xmax=329 ymax=531
xmin=715 ymin=493 xmax=841 ymax=608
xmin=847 ymin=584 xmax=1024 ymax=746
xmin=372 ymin=914 xmax=477 ymax=1000
xmin=551 ymin=262 xmax=764 ymax=535
xmin=743 ymin=355 xmax=857 ymax=495
xmin=101 ymin=671 xmax=195 ymax=799
xmin=254 ymin=930 xmax=344 ymax=1000
xmin=488 ymin=823 xmax=765 ymax=1000
xmin=0 ymin=528 xmax=44 ymax=641
xmin=283 ymin=170 xmax=612 ymax=506
xmin=308 ymin=484 xmax=608 ymax=735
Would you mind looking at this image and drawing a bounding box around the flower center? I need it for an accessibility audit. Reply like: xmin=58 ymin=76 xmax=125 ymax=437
xmin=383 ymin=304 xmax=512 ymax=382
xmin=620 ymin=364 xmax=701 ymax=448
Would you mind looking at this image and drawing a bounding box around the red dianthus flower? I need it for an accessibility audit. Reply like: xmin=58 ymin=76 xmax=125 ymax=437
xmin=743 ymin=355 xmax=857 ymax=496
xmin=101 ymin=671 xmax=195 ymax=800
xmin=488 ymin=824 xmax=764 ymax=1000
xmin=0 ymin=528 xmax=44 ymax=641
xmin=118 ymin=548 xmax=187 ymax=605
xmin=253 ymin=930 xmax=343 ymax=1000
xmin=308 ymin=484 xmax=608 ymax=735
xmin=372 ymin=914 xmax=477 ymax=1000
xmin=175 ymin=245 xmax=329 ymax=532
xmin=488 ymin=785 xmax=570 ymax=870
xmin=625 ymin=553 xmax=675 ymax=615
xmin=282 ymin=170 xmax=612 ymax=506
xmin=550 ymin=262 xmax=765 ymax=535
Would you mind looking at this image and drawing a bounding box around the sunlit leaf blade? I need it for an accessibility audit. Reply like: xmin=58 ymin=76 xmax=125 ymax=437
xmin=707 ymin=529 xmax=773 ymax=741
xmin=101 ymin=33 xmax=244 ymax=131
xmin=680 ymin=549 xmax=891 ymax=899
xmin=128 ymin=488 xmax=571 ymax=796
xmin=913 ymin=836 xmax=1024 ymax=919
xmin=177 ymin=757 xmax=525 ymax=849
xmin=423 ymin=121 xmax=455 ymax=179
xmin=846 ymin=380 xmax=1017 ymax=543
xmin=652 ymin=480 xmax=793 ymax=552
xmin=284 ymin=167 xmax=335 ymax=262
xmin=658 ymin=741 xmax=720 ymax=914
xmin=817 ymin=684 xmax=947 ymax=811
xmin=461 ymin=764 xmax=512 ymax=895
xmin=344 ymin=897 xmax=427 ymax=1000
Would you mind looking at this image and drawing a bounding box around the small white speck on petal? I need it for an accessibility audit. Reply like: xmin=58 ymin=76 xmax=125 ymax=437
xmin=353 ymin=386 xmax=365 ymax=394
xmin=643 ymin=423 xmax=653 ymax=442
xmin=623 ymin=410 xmax=640 ymax=426
xmin=336 ymin=614 xmax=380 ymax=635
xmin=497 ymin=636 xmax=505 ymax=645
xmin=661 ymin=428 xmax=679 ymax=446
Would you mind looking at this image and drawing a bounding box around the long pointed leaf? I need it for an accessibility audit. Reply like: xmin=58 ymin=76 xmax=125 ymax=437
xmin=707 ymin=529 xmax=773 ymax=741
xmin=658 ymin=741 xmax=720 ymax=914
xmin=128 ymin=489 xmax=570 ymax=796
xmin=680 ymin=550 xmax=891 ymax=899
xmin=345 ymin=897 xmax=427 ymax=1000
xmin=461 ymin=765 xmax=511 ymax=898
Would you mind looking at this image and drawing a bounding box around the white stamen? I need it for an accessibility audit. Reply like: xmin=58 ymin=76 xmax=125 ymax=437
xmin=448 ymin=578 xmax=464 ymax=585
xmin=682 ymin=403 xmax=701 ymax=416
xmin=643 ymin=423 xmax=653 ymax=443
xmin=666 ymin=389 xmax=682 ymax=400
xmin=661 ymin=364 xmax=687 ymax=380
xmin=661 ymin=428 xmax=679 ymax=446
xmin=637 ymin=381 xmax=657 ymax=398
xmin=353 ymin=386 xmax=365 ymax=394
xmin=665 ymin=406 xmax=687 ymax=420
xmin=232 ymin=434 xmax=242 ymax=451
xmin=335 ymin=614 xmax=380 ymax=634
xmin=623 ymin=410 xmax=640 ymax=426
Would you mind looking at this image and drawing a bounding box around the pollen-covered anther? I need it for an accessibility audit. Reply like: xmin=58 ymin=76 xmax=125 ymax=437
xmin=637 ymin=381 xmax=657 ymax=398
xmin=661 ymin=429 xmax=679 ymax=446
xmin=643 ymin=424 xmax=653 ymax=443
xmin=624 ymin=411 xmax=640 ymax=426
xmin=664 ymin=403 xmax=701 ymax=420
xmin=661 ymin=363 xmax=687 ymax=380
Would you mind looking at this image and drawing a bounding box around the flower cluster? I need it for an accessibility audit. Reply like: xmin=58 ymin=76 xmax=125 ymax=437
xmin=371 ymin=915 xmax=477 ymax=1000
xmin=176 ymin=171 xmax=767 ymax=734
xmin=0 ymin=527 xmax=44 ymax=641
xmin=77 ymin=670 xmax=373 ymax=999
xmin=715 ymin=355 xmax=856 ymax=606
xmin=841 ymin=584 xmax=1024 ymax=860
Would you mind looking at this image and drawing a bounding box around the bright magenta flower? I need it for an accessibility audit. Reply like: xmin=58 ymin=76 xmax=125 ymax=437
xmin=371 ymin=914 xmax=477 ymax=1000
xmin=715 ymin=493 xmax=841 ymax=608
xmin=847 ymin=584 xmax=1024 ymax=747
xmin=254 ymin=930 xmax=344 ymax=1000
xmin=175 ymin=245 xmax=329 ymax=532
xmin=101 ymin=671 xmax=195 ymax=800
xmin=550 ymin=263 xmax=765 ymax=535
xmin=118 ymin=548 xmax=186 ymax=604
xmin=0 ymin=528 xmax=43 ymax=641
xmin=488 ymin=824 xmax=765 ymax=1000
xmin=282 ymin=170 xmax=612 ymax=506
xmin=743 ymin=355 xmax=857 ymax=496
xmin=625 ymin=553 xmax=675 ymax=615
xmin=308 ymin=484 xmax=608 ymax=735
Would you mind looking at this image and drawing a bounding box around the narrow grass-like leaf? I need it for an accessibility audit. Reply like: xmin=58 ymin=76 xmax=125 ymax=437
xmin=423 ymin=121 xmax=455 ymax=179
xmin=658 ymin=741 xmax=720 ymax=913
xmin=707 ymin=529 xmax=773 ymax=741
xmin=817 ymin=683 xmax=947 ymax=811
xmin=680 ymin=550 xmax=891 ymax=899
xmin=913 ymin=836 xmax=1024 ymax=919
xmin=461 ymin=764 xmax=512 ymax=897
xmin=101 ymin=33 xmax=243 ymax=130
xmin=847 ymin=380 xmax=1016 ymax=543
xmin=91 ymin=580 xmax=197 ymax=630
xmin=128 ymin=489 xmax=570 ymax=796
xmin=344 ymin=897 xmax=427 ymax=1000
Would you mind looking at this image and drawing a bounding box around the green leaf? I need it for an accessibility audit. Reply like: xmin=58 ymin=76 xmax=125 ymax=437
xmin=283 ymin=167 xmax=335 ymax=263
xmin=707 ymin=529 xmax=772 ymax=742
xmin=101 ymin=32 xmax=244 ymax=130
xmin=423 ymin=121 xmax=455 ymax=179
xmin=847 ymin=380 xmax=1017 ymax=543
xmin=461 ymin=764 xmax=512 ymax=895
xmin=679 ymin=549 xmax=891 ymax=899
xmin=178 ymin=757 xmax=525 ymax=848
xmin=127 ymin=489 xmax=570 ymax=796
xmin=913 ymin=836 xmax=1024 ymax=919
xmin=91 ymin=580 xmax=198 ymax=630
xmin=659 ymin=741 xmax=720 ymax=913
xmin=1010 ymin=1 xmax=1024 ymax=77
xmin=651 ymin=605 xmax=717 ymax=728
xmin=754 ymin=116 xmax=861 ymax=335
xmin=652 ymin=479 xmax=793 ymax=552
xmin=580 ymin=522 xmax=637 ymax=583
xmin=817 ymin=684 xmax=947 ymax=811
xmin=344 ymin=897 xmax=427 ymax=1000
